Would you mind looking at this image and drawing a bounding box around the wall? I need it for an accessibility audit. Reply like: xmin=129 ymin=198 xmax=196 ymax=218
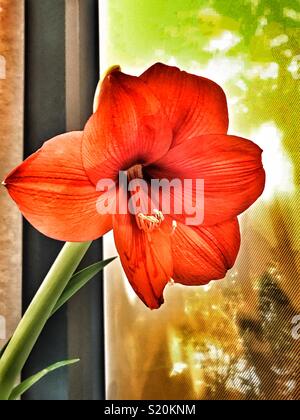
xmin=0 ymin=0 xmax=23 ymax=348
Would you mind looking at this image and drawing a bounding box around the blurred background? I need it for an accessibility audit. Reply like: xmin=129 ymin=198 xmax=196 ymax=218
xmin=0 ymin=0 xmax=299 ymax=400
xmin=102 ymin=0 xmax=300 ymax=400
xmin=0 ymin=0 xmax=23 ymax=356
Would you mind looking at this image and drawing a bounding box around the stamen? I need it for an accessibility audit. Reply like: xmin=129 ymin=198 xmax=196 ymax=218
xmin=153 ymin=209 xmax=165 ymax=222
xmin=172 ymin=220 xmax=177 ymax=234
xmin=136 ymin=210 xmax=164 ymax=233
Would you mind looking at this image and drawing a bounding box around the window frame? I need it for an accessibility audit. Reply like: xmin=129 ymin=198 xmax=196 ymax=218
xmin=23 ymin=0 xmax=104 ymax=400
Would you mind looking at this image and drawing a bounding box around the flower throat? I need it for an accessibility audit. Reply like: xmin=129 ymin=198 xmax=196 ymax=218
xmin=127 ymin=164 xmax=164 ymax=233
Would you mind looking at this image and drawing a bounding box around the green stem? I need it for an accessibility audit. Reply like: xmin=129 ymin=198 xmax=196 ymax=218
xmin=0 ymin=241 xmax=91 ymax=400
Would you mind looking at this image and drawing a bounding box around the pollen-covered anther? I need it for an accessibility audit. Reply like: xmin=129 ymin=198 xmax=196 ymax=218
xmin=172 ymin=220 xmax=177 ymax=234
xmin=137 ymin=210 xmax=164 ymax=232
xmin=153 ymin=209 xmax=164 ymax=222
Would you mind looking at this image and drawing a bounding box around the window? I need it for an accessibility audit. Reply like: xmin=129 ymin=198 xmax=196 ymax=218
xmin=102 ymin=0 xmax=300 ymax=400
xmin=22 ymin=0 xmax=104 ymax=400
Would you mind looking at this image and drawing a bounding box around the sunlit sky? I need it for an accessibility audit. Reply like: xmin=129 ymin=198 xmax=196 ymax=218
xmin=100 ymin=1 xmax=295 ymax=203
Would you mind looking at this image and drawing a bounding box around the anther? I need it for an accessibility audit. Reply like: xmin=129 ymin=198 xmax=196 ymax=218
xmin=172 ymin=220 xmax=177 ymax=234
xmin=136 ymin=210 xmax=164 ymax=233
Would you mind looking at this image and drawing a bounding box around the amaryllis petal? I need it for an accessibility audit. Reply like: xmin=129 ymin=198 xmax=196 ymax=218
xmin=147 ymin=134 xmax=265 ymax=226
xmin=113 ymin=197 xmax=173 ymax=309
xmin=171 ymin=218 xmax=241 ymax=285
xmin=140 ymin=63 xmax=228 ymax=147
xmin=4 ymin=132 xmax=112 ymax=242
xmin=82 ymin=68 xmax=173 ymax=185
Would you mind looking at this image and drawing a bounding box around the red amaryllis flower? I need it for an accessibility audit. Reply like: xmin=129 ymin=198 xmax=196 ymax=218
xmin=3 ymin=63 xmax=265 ymax=309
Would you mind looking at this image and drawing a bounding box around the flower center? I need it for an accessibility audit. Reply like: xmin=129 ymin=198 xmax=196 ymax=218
xmin=137 ymin=209 xmax=165 ymax=233
xmin=126 ymin=165 xmax=165 ymax=233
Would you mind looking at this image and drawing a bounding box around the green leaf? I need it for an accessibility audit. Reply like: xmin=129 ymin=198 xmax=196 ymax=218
xmin=0 ymin=242 xmax=92 ymax=400
xmin=0 ymin=258 xmax=116 ymax=364
xmin=0 ymin=341 xmax=9 ymax=359
xmin=51 ymin=257 xmax=117 ymax=315
xmin=8 ymin=359 xmax=80 ymax=400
